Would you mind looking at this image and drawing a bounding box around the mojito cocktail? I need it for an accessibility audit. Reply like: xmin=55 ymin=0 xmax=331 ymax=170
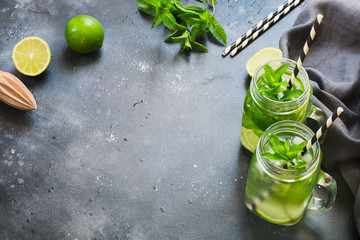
xmin=244 ymin=121 xmax=337 ymax=226
xmin=241 ymin=58 xmax=314 ymax=152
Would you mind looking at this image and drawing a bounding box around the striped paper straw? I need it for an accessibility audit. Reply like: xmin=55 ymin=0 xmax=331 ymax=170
xmin=222 ymin=0 xmax=301 ymax=56
xmin=298 ymin=107 xmax=344 ymax=157
xmin=287 ymin=14 xmax=323 ymax=89
xmin=229 ymin=0 xmax=303 ymax=57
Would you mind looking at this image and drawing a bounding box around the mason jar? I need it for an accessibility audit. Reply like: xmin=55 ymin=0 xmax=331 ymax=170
xmin=244 ymin=120 xmax=337 ymax=226
xmin=240 ymin=58 xmax=325 ymax=152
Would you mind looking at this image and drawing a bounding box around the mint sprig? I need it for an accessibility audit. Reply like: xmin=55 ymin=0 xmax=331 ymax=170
xmin=262 ymin=134 xmax=307 ymax=169
xmin=137 ymin=0 xmax=227 ymax=52
xmin=257 ymin=64 xmax=303 ymax=101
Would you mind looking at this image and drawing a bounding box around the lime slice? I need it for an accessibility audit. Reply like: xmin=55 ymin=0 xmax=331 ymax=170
xmin=246 ymin=47 xmax=283 ymax=77
xmin=12 ymin=36 xmax=51 ymax=76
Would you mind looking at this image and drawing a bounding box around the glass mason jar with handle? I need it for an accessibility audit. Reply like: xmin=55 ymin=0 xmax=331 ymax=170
xmin=244 ymin=120 xmax=337 ymax=226
xmin=240 ymin=58 xmax=326 ymax=152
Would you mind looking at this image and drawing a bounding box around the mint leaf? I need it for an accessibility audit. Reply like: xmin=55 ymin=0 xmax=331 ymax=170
xmin=180 ymin=35 xmax=192 ymax=52
xmin=191 ymin=40 xmax=208 ymax=52
xmin=150 ymin=1 xmax=186 ymax=30
xmin=281 ymin=89 xmax=303 ymax=101
xmin=161 ymin=8 xmax=187 ymax=31
xmin=208 ymin=15 xmax=227 ymax=45
xmin=138 ymin=0 xmax=226 ymax=53
xmin=171 ymin=30 xmax=190 ymax=43
xmin=137 ymin=0 xmax=157 ymax=15
xmin=177 ymin=12 xmax=201 ymax=26
xmin=258 ymin=63 xmax=304 ymax=101
xmin=287 ymin=159 xmax=307 ymax=169
xmin=184 ymin=36 xmax=192 ymax=49
xmin=264 ymin=65 xmax=276 ymax=87
xmin=258 ymin=84 xmax=277 ymax=101
xmin=268 ymin=135 xmax=287 ymax=159
xmin=261 ymin=134 xmax=309 ymax=169
xmin=274 ymin=63 xmax=290 ymax=81
xmin=151 ymin=7 xmax=164 ymax=28
xmin=284 ymin=140 xmax=290 ymax=152
xmin=164 ymin=29 xmax=185 ymax=42
xmin=287 ymin=141 xmax=306 ymax=159
xmin=184 ymin=5 xmax=205 ymax=12
xmin=174 ymin=1 xmax=204 ymax=14
xmin=190 ymin=22 xmax=209 ymax=39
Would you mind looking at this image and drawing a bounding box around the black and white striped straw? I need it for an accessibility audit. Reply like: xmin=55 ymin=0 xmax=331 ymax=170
xmin=299 ymin=107 xmax=344 ymax=157
xmin=287 ymin=14 xmax=323 ymax=89
xmin=222 ymin=0 xmax=301 ymax=56
xmin=229 ymin=0 xmax=303 ymax=57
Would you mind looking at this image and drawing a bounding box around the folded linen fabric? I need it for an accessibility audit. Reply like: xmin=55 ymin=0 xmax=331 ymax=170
xmin=279 ymin=0 xmax=360 ymax=234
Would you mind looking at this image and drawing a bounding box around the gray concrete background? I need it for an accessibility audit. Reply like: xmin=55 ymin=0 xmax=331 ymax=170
xmin=0 ymin=0 xmax=358 ymax=239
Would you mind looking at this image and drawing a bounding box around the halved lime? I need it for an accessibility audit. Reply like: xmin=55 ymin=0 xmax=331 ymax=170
xmin=246 ymin=47 xmax=283 ymax=77
xmin=12 ymin=36 xmax=51 ymax=76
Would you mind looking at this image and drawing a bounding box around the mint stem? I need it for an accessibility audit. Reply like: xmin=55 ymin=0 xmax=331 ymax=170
xmin=211 ymin=0 xmax=215 ymax=16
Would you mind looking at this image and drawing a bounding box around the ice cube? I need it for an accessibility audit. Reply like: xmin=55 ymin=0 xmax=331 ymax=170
xmin=292 ymin=136 xmax=304 ymax=145
xmin=302 ymin=151 xmax=313 ymax=163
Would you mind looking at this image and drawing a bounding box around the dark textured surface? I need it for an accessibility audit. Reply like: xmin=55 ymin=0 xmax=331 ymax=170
xmin=0 ymin=0 xmax=357 ymax=239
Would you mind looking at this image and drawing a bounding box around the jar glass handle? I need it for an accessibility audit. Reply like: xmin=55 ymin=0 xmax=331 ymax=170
xmin=308 ymin=170 xmax=337 ymax=211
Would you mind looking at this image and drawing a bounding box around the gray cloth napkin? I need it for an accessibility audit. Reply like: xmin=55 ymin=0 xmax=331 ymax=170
xmin=279 ymin=0 xmax=360 ymax=234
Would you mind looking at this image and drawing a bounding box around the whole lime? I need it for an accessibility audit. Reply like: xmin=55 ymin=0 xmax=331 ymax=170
xmin=65 ymin=15 xmax=104 ymax=54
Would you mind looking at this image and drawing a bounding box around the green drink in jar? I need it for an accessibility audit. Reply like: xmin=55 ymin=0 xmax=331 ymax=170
xmin=240 ymin=58 xmax=325 ymax=152
xmin=244 ymin=120 xmax=337 ymax=226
